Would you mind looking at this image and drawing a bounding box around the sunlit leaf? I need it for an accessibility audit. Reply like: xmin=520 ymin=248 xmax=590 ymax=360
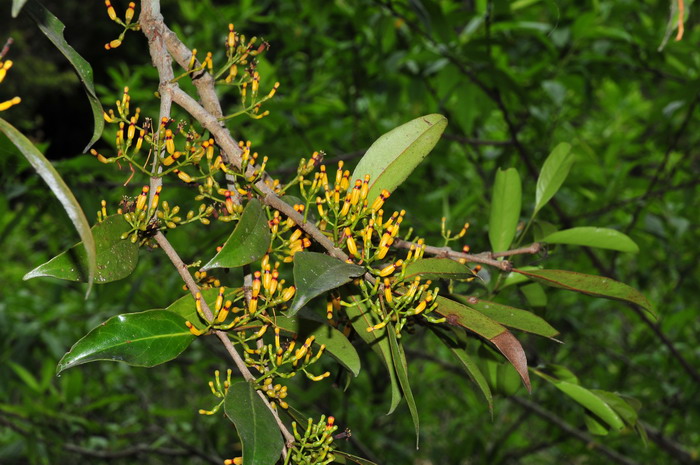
xmin=25 ymin=0 xmax=104 ymax=151
xmin=534 ymin=142 xmax=574 ymax=215
xmin=431 ymin=327 xmax=493 ymax=412
xmin=1 ymin=117 xmax=96 ymax=294
xmin=489 ymin=167 xmax=521 ymax=252
xmin=351 ymin=114 xmax=447 ymax=202
xmin=456 ymin=296 xmax=559 ymax=338
xmin=403 ymin=258 xmax=475 ymax=280
xmin=288 ymin=252 xmax=364 ymax=316
xmin=534 ymin=370 xmax=625 ymax=431
xmin=12 ymin=0 xmax=29 ymax=17
xmin=541 ymin=227 xmax=639 ymax=253
xmin=202 ymin=199 xmax=270 ymax=270
xmin=57 ymin=310 xmax=195 ymax=374
xmin=24 ymin=215 xmax=138 ymax=283
xmin=224 ymin=380 xmax=283 ymax=465
xmin=387 ymin=326 xmax=419 ymax=448
xmin=513 ymin=268 xmax=655 ymax=319
xmin=434 ymin=297 xmax=530 ymax=391
xmin=346 ymin=296 xmax=402 ymax=414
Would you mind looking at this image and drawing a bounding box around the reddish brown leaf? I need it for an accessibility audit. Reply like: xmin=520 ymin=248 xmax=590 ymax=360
xmin=491 ymin=331 xmax=531 ymax=393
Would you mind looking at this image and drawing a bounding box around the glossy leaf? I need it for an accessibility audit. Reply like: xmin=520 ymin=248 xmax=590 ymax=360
xmin=387 ymin=326 xmax=419 ymax=448
xmin=514 ymin=268 xmax=655 ymax=319
xmin=288 ymin=252 xmax=364 ymax=316
xmin=541 ymin=227 xmax=639 ymax=253
xmin=434 ymin=297 xmax=530 ymax=391
xmin=346 ymin=296 xmax=402 ymax=414
xmin=12 ymin=0 xmax=28 ymax=16
xmin=24 ymin=215 xmax=138 ymax=283
xmin=534 ymin=142 xmax=574 ymax=215
xmin=488 ymin=167 xmax=522 ymax=252
xmin=224 ymin=380 xmax=284 ymax=465
xmin=351 ymin=114 xmax=447 ymax=202
xmin=202 ymin=199 xmax=270 ymax=270
xmin=403 ymin=258 xmax=474 ymax=280
xmin=431 ymin=327 xmax=493 ymax=412
xmin=273 ymin=315 xmax=361 ymax=377
xmin=535 ymin=370 xmax=625 ymax=431
xmin=25 ymin=0 xmax=104 ymax=151
xmin=458 ymin=296 xmax=559 ymax=338
xmin=57 ymin=310 xmax=195 ymax=374
xmin=1 ymin=117 xmax=96 ymax=293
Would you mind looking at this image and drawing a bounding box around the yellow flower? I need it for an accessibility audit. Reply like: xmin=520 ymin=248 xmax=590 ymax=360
xmin=0 ymin=60 xmax=20 ymax=112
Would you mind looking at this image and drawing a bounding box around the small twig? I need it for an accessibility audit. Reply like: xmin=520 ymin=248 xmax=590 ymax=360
xmin=391 ymin=239 xmax=542 ymax=272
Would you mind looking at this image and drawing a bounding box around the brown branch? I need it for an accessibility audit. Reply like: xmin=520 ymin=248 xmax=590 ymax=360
xmin=391 ymin=239 xmax=543 ymax=272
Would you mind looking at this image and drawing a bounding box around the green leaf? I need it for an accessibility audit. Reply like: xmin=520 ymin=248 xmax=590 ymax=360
xmin=431 ymin=327 xmax=493 ymax=412
xmin=351 ymin=114 xmax=447 ymax=202
xmin=202 ymin=199 xmax=271 ymax=270
xmin=12 ymin=0 xmax=29 ymax=17
xmin=584 ymin=413 xmax=609 ymax=436
xmin=534 ymin=142 xmax=574 ymax=215
xmin=387 ymin=326 xmax=419 ymax=448
xmin=24 ymin=215 xmax=138 ymax=283
xmin=489 ymin=167 xmax=522 ymax=252
xmin=224 ymin=381 xmax=284 ymax=465
xmin=541 ymin=227 xmax=639 ymax=253
xmin=57 ymin=310 xmax=195 ymax=374
xmin=534 ymin=370 xmax=625 ymax=431
xmin=513 ymin=268 xmax=655 ymax=319
xmin=8 ymin=361 xmax=42 ymax=393
xmin=333 ymin=451 xmax=379 ymax=465
xmin=346 ymin=296 xmax=402 ymax=414
xmin=520 ymin=282 xmax=548 ymax=307
xmin=591 ymin=390 xmax=639 ymax=428
xmin=403 ymin=258 xmax=475 ymax=280
xmin=457 ymin=296 xmax=559 ymax=338
xmin=273 ymin=315 xmax=361 ymax=377
xmin=434 ymin=297 xmax=530 ymax=391
xmin=25 ymin=0 xmax=104 ymax=151
xmin=288 ymin=252 xmax=364 ymax=316
xmin=1 ymin=117 xmax=96 ymax=294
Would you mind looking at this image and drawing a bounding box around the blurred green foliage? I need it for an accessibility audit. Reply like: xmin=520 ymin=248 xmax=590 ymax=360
xmin=1 ymin=0 xmax=699 ymax=463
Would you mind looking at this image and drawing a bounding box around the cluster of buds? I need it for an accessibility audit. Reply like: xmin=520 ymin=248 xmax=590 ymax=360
xmin=198 ymin=369 xmax=232 ymax=416
xmin=241 ymin=326 xmax=329 ymax=382
xmin=261 ymin=377 xmax=289 ymax=409
xmin=191 ymin=270 xmax=221 ymax=289
xmin=185 ymin=286 xmax=247 ymax=336
xmin=440 ymin=216 xmax=471 ymax=248
xmin=103 ymin=1 xmax=139 ymax=50
xmin=358 ymin=261 xmax=444 ymax=336
xmin=289 ymin=416 xmax=340 ymax=465
xmin=0 ymin=54 xmax=20 ymax=112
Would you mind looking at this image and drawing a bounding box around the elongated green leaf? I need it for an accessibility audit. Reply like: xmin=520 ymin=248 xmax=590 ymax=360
xmin=541 ymin=227 xmax=639 ymax=253
xmin=25 ymin=0 xmax=103 ymax=151
xmin=455 ymin=296 xmax=559 ymax=338
xmin=534 ymin=370 xmax=625 ymax=431
xmin=513 ymin=268 xmax=655 ymax=319
xmin=431 ymin=327 xmax=493 ymax=412
xmin=273 ymin=315 xmax=361 ymax=376
xmin=351 ymin=114 xmax=447 ymax=202
xmin=1 ymin=117 xmax=96 ymax=293
xmin=387 ymin=326 xmax=419 ymax=448
xmin=24 ymin=215 xmax=138 ymax=283
xmin=202 ymin=199 xmax=270 ymax=270
xmin=535 ymin=142 xmax=574 ymax=215
xmin=333 ymin=451 xmax=379 ymax=465
xmin=346 ymin=296 xmax=402 ymax=414
xmin=57 ymin=310 xmax=195 ymax=374
xmin=489 ymin=167 xmax=522 ymax=252
xmin=403 ymin=258 xmax=475 ymax=280
xmin=224 ymin=381 xmax=283 ymax=465
xmin=591 ymin=390 xmax=639 ymax=428
xmin=435 ymin=297 xmax=530 ymax=391
xmin=12 ymin=0 xmax=29 ymax=16
xmin=520 ymin=282 xmax=548 ymax=307
xmin=288 ymin=252 xmax=364 ymax=316
xmin=584 ymin=413 xmax=610 ymax=435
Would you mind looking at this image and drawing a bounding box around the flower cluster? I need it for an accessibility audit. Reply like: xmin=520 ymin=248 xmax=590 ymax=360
xmin=103 ymin=1 xmax=140 ymax=50
xmin=0 ymin=56 xmax=20 ymax=112
xmin=287 ymin=416 xmax=341 ymax=465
